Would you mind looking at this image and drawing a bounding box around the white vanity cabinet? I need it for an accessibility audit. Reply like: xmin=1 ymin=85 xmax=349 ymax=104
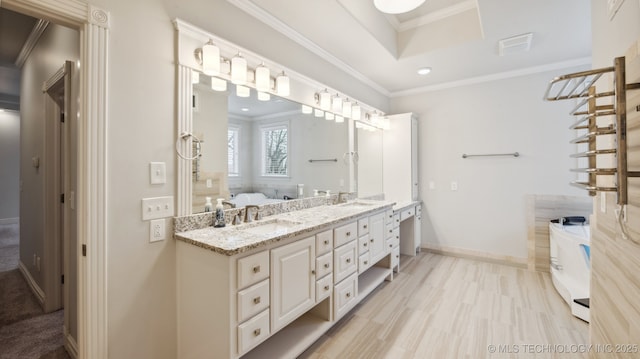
xmin=176 ymin=206 xmax=396 ymax=359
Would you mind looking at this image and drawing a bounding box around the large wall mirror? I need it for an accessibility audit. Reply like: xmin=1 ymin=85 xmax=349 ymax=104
xmin=191 ymin=75 xmax=351 ymax=214
xmin=174 ymin=19 xmax=384 ymax=216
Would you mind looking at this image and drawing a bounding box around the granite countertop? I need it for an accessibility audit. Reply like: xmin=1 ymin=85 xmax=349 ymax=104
xmin=392 ymin=200 xmax=421 ymax=212
xmin=174 ymin=199 xmax=395 ymax=256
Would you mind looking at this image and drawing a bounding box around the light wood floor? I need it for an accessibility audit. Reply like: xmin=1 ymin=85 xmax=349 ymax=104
xmin=300 ymin=252 xmax=588 ymax=359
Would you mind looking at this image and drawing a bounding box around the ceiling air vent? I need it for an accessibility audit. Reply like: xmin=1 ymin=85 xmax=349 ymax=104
xmin=498 ymin=33 xmax=533 ymax=56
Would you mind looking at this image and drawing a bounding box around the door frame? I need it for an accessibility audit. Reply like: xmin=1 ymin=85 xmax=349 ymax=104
xmin=1 ymin=1 xmax=110 ymax=358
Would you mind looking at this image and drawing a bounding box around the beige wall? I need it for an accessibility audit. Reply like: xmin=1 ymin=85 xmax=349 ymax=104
xmin=390 ymin=68 xmax=590 ymax=261
xmin=589 ymin=0 xmax=640 ymax=356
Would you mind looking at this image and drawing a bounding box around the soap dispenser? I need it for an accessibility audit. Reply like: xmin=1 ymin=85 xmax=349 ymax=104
xmin=214 ymin=198 xmax=226 ymax=228
xmin=204 ymin=197 xmax=213 ymax=212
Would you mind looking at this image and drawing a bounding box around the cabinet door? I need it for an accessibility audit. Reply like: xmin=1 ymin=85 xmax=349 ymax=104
xmin=271 ymin=237 xmax=316 ymax=332
xmin=414 ymin=205 xmax=422 ymax=252
xmin=368 ymin=213 xmax=385 ymax=262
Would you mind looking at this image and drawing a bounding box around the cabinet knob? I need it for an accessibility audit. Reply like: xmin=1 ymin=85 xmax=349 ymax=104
xmin=389 ymin=229 xmax=392 ymax=233
xmin=346 ymin=231 xmax=351 ymax=237
xmin=324 ymin=240 xmax=329 ymax=245
xmin=324 ymin=285 xmax=330 ymax=291
xmin=324 ymin=263 xmax=330 ymax=268
xmin=363 ymin=224 xmax=368 ymax=229
xmin=252 ymin=265 xmax=260 ymax=273
xmin=363 ymin=242 xmax=367 ymax=247
xmin=253 ymin=328 xmax=261 ymax=336
xmin=346 ymin=292 xmax=351 ymax=298
xmin=253 ymin=296 xmax=261 ymax=304
xmin=364 ymin=260 xmax=368 ymax=265
xmin=389 ymin=244 xmax=392 ymax=248
xmin=370 ymin=238 xmax=374 ymax=243
xmin=396 ymin=235 xmax=399 ymax=239
xmin=346 ymin=258 xmax=351 ymax=263
xmin=311 ymin=270 xmax=316 ymax=275
xmin=396 ymin=255 xmax=399 ymax=258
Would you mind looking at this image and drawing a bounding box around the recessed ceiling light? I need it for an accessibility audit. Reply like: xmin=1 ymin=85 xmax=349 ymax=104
xmin=417 ymin=67 xmax=432 ymax=75
xmin=241 ymin=108 xmax=249 ymax=112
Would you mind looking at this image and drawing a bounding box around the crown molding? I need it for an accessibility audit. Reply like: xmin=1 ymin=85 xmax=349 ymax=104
xmin=15 ymin=19 xmax=49 ymax=68
xmin=390 ymin=57 xmax=592 ymax=97
xmin=396 ymin=0 xmax=478 ymax=32
xmin=226 ymin=0 xmax=390 ymax=97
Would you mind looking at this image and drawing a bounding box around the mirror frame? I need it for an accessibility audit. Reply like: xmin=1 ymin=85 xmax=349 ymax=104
xmin=173 ymin=19 xmax=383 ymax=216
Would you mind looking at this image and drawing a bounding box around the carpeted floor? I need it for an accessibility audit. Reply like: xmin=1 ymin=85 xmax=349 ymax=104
xmin=0 ymin=223 xmax=70 ymax=359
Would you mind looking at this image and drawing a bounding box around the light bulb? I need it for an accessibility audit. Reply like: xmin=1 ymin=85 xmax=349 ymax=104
xmin=276 ymin=72 xmax=290 ymax=96
xmin=236 ymin=85 xmax=250 ymax=98
xmin=351 ymin=103 xmax=361 ymax=121
xmin=231 ymin=53 xmax=247 ymax=85
xmin=202 ymin=40 xmax=220 ymax=76
xmin=301 ymin=105 xmax=313 ymax=114
xmin=319 ymin=90 xmax=331 ymax=110
xmin=255 ymin=64 xmax=270 ymax=93
xmin=211 ymin=77 xmax=227 ymax=92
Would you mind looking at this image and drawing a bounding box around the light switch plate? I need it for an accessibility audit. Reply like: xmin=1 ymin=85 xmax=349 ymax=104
xmin=142 ymin=196 xmax=174 ymax=220
xmin=150 ymin=162 xmax=166 ymax=184
xmin=450 ymin=181 xmax=458 ymax=191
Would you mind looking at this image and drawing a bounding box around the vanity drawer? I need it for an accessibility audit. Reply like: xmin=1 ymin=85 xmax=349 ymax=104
xmin=391 ymin=246 xmax=400 ymax=269
xmin=334 ymin=240 xmax=357 ymax=284
xmin=237 ymin=279 xmax=270 ymax=323
xmin=358 ymin=217 xmax=369 ymax=237
xmin=358 ymin=235 xmax=370 ymax=255
xmin=358 ymin=252 xmax=371 ymax=273
xmin=334 ymin=221 xmax=358 ymax=248
xmin=316 ymin=229 xmax=333 ymax=256
xmin=237 ymin=309 xmax=270 ymax=355
xmin=316 ymin=252 xmax=333 ymax=279
xmin=315 ymin=273 xmax=333 ymax=303
xmin=416 ymin=205 xmax=422 ymax=215
xmin=386 ymin=235 xmax=399 ymax=251
xmin=400 ymin=208 xmax=414 ymax=221
xmin=334 ymin=273 xmax=358 ymax=319
xmin=237 ymin=251 xmax=269 ymax=289
xmin=385 ymin=223 xmax=394 ymax=238
xmin=393 ymin=213 xmax=400 ymax=227
xmin=385 ymin=210 xmax=394 ymax=225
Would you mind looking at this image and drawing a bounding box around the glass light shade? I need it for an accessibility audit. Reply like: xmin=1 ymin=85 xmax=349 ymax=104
xmin=257 ymin=91 xmax=271 ymax=101
xmin=325 ymin=112 xmax=334 ymax=121
xmin=236 ymin=85 xmax=250 ymax=98
xmin=202 ymin=40 xmax=220 ymax=76
xmin=335 ymin=115 xmax=344 ymax=123
xmin=211 ymin=77 xmax=227 ymax=92
xmin=319 ymin=90 xmax=331 ymax=110
xmin=351 ymin=104 xmax=361 ymax=121
xmin=276 ymin=72 xmax=290 ymax=96
xmin=374 ymin=0 xmax=426 ymax=14
xmin=255 ymin=64 xmax=271 ymax=93
xmin=332 ymin=94 xmax=343 ymax=113
xmin=314 ymin=109 xmax=324 ymax=118
xmin=342 ymin=100 xmax=352 ymax=118
xmin=231 ymin=53 xmax=247 ymax=85
xmin=301 ymin=105 xmax=313 ymax=114
xmin=192 ymin=70 xmax=200 ymax=84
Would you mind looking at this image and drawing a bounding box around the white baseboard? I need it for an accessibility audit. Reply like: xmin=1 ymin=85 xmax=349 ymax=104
xmin=422 ymin=244 xmax=527 ymax=268
xmin=64 ymin=325 xmax=79 ymax=359
xmin=0 ymin=217 xmax=19 ymax=225
xmin=18 ymin=261 xmax=45 ymax=306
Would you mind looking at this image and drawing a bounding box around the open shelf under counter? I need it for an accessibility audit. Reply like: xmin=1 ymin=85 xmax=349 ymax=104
xmin=358 ymin=265 xmax=392 ymax=299
xmin=242 ymin=308 xmax=333 ymax=359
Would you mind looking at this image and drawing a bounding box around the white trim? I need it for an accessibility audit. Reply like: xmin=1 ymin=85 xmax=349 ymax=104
xmin=0 ymin=217 xmax=19 ymax=225
xmin=15 ymin=19 xmax=49 ymax=68
xmin=225 ymin=0 xmax=390 ymax=97
xmin=390 ymin=57 xmax=592 ymax=97
xmin=64 ymin=325 xmax=79 ymax=359
xmin=2 ymin=2 xmax=111 ymax=359
xmin=18 ymin=261 xmax=45 ymax=306
xmin=422 ymin=245 xmax=527 ymax=268
xmin=396 ymin=0 xmax=478 ymax=32
xmin=177 ymin=65 xmax=194 ymax=216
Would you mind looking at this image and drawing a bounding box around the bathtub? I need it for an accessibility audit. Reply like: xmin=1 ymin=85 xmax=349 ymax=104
xmin=549 ymin=220 xmax=591 ymax=322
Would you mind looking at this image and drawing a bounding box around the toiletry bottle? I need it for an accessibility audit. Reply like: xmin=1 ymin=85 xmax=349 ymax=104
xmin=214 ymin=198 xmax=226 ymax=228
xmin=204 ymin=197 xmax=213 ymax=212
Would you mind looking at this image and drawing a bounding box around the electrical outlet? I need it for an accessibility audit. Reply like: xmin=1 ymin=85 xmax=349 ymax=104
xmin=150 ymin=219 xmax=166 ymax=242
xmin=450 ymin=181 xmax=458 ymax=191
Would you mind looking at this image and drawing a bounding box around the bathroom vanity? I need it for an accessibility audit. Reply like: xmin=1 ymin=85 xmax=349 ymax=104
xmin=175 ymin=200 xmax=401 ymax=358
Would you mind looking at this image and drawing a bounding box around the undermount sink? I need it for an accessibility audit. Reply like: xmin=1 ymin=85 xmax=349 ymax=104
xmin=237 ymin=219 xmax=302 ymax=235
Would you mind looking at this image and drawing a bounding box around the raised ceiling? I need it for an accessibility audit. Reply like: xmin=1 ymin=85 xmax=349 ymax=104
xmin=228 ymin=0 xmax=591 ymax=96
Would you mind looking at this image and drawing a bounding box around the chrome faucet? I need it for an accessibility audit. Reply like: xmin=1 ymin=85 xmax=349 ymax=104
xmin=338 ymin=192 xmax=351 ymax=203
xmin=244 ymin=205 xmax=260 ymax=223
